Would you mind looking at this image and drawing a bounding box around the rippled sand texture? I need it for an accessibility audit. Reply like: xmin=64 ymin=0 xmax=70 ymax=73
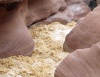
xmin=0 ymin=21 xmax=76 ymax=77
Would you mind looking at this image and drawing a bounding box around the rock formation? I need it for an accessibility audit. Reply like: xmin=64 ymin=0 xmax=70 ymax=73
xmin=55 ymin=42 xmax=100 ymax=77
xmin=0 ymin=0 xmax=91 ymax=58
xmin=55 ymin=1 xmax=100 ymax=77
xmin=44 ymin=0 xmax=91 ymax=23
xmin=0 ymin=0 xmax=67 ymax=58
xmin=0 ymin=11 xmax=34 ymax=58
xmin=63 ymin=4 xmax=100 ymax=52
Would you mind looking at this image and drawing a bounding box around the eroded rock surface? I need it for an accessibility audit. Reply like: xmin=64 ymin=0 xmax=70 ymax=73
xmin=0 ymin=0 xmax=91 ymax=25
xmin=63 ymin=5 xmax=100 ymax=52
xmin=0 ymin=10 xmax=35 ymax=58
xmin=45 ymin=0 xmax=91 ymax=24
xmin=55 ymin=42 xmax=100 ymax=77
xmin=0 ymin=0 xmax=92 ymax=58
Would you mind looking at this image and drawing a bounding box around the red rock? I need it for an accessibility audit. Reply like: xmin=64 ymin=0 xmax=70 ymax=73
xmin=45 ymin=0 xmax=91 ymax=24
xmin=55 ymin=42 xmax=100 ymax=77
xmin=0 ymin=0 xmax=34 ymax=58
xmin=63 ymin=5 xmax=100 ymax=52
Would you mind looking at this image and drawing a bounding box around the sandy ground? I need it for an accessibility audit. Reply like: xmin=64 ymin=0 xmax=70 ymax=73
xmin=0 ymin=21 xmax=76 ymax=77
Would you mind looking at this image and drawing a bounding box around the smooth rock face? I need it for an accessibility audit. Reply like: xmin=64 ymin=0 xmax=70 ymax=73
xmin=0 ymin=0 xmax=67 ymax=26
xmin=0 ymin=0 xmax=91 ymax=25
xmin=55 ymin=42 xmax=100 ymax=77
xmin=27 ymin=0 xmax=66 ymax=25
xmin=0 ymin=10 xmax=35 ymax=58
xmin=45 ymin=0 xmax=91 ymax=24
xmin=63 ymin=5 xmax=100 ymax=52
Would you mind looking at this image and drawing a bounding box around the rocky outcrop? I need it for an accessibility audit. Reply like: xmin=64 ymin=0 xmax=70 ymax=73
xmin=55 ymin=42 xmax=100 ymax=77
xmin=63 ymin=4 xmax=100 ymax=52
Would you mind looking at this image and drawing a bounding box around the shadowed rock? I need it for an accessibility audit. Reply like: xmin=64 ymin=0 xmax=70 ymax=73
xmin=0 ymin=0 xmax=23 ymax=4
